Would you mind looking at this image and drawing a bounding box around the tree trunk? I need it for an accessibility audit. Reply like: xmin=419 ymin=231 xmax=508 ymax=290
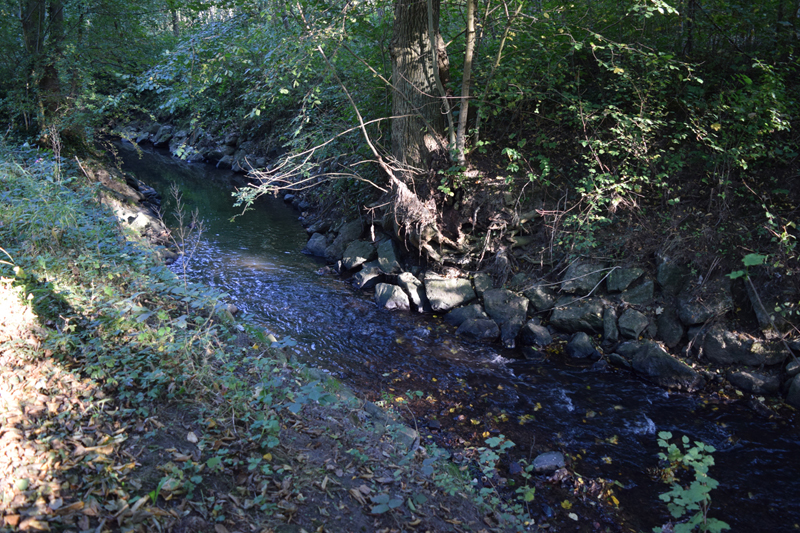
xmin=40 ymin=0 xmax=63 ymax=117
xmin=455 ymin=0 xmax=475 ymax=166
xmin=390 ymin=0 xmax=447 ymax=182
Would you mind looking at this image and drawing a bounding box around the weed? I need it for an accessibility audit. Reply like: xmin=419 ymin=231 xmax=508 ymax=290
xmin=654 ymin=431 xmax=730 ymax=533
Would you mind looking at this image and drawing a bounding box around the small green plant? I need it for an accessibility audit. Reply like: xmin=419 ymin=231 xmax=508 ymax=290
xmin=654 ymin=431 xmax=730 ymax=533
xmin=727 ymin=253 xmax=767 ymax=280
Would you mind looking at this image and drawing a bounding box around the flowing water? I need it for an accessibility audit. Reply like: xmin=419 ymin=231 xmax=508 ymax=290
xmin=120 ymin=143 xmax=799 ymax=532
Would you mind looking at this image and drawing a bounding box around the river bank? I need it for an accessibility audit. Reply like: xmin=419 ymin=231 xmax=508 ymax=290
xmin=118 ymin=121 xmax=800 ymax=410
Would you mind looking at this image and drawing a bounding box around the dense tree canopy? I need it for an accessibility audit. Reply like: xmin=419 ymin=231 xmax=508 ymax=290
xmin=0 ymin=0 xmax=797 ymax=262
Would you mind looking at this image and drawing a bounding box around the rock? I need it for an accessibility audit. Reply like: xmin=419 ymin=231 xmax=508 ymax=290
xmin=523 ymin=281 xmax=556 ymax=311
xmin=532 ymin=451 xmax=566 ymax=473
xmin=375 ymin=283 xmax=410 ymax=311
xmin=787 ymin=359 xmax=800 ymax=378
xmin=607 ymin=267 xmax=645 ymax=292
xmin=306 ymin=220 xmax=331 ymax=235
xmin=341 ymin=240 xmax=377 ymax=270
xmin=473 ymin=272 xmax=493 ymax=298
xmin=745 ymin=281 xmax=788 ymax=332
xmin=284 ymin=194 xmax=296 ymax=203
xmin=787 ymin=374 xmax=800 ymax=408
xmin=223 ymin=131 xmax=240 ymax=147
xmin=444 ymin=304 xmax=488 ymax=327
xmin=377 ymin=239 xmax=402 ymax=274
xmin=703 ymin=325 xmax=786 ymax=366
xmin=616 ymin=340 xmax=642 ymax=358
xmin=632 ymin=342 xmax=705 ymax=391
xmin=677 ymin=279 xmax=733 ymax=325
xmin=304 ymin=233 xmax=329 ymax=257
xmin=483 ymin=289 xmax=529 ymax=348
xmin=607 ymin=353 xmax=632 ymax=369
xmin=656 ymin=256 xmax=688 ymax=295
xmin=618 ymin=309 xmax=649 ymax=339
xmin=620 ymin=279 xmax=655 ymax=306
xmin=656 ymin=305 xmax=685 ymax=348
xmin=397 ymin=272 xmax=431 ymax=313
xmin=727 ymin=371 xmax=780 ymax=395
xmin=216 ymin=154 xmax=233 ymax=169
xmin=519 ymin=321 xmax=553 ymax=347
xmin=425 ymin=278 xmax=476 ymax=312
xmin=549 ymin=297 xmax=604 ymax=333
xmin=455 ymin=318 xmax=499 ymax=342
xmin=509 ymin=272 xmax=527 ymax=290
xmin=566 ymin=332 xmax=599 ymax=359
xmin=561 ymin=262 xmax=606 ymax=294
xmin=352 ymin=261 xmax=384 ymax=290
xmin=152 ymin=125 xmax=174 ymax=146
xmin=603 ymin=307 xmax=619 ymax=344
xmin=324 ymin=220 xmax=363 ymax=262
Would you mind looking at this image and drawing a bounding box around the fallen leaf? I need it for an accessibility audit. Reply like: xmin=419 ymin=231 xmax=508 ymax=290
xmin=186 ymin=432 xmax=199 ymax=443
xmin=4 ymin=515 xmax=20 ymax=527
xmin=214 ymin=525 xmax=229 ymax=533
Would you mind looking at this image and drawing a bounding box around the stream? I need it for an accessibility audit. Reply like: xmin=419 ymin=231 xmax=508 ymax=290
xmin=119 ymin=143 xmax=799 ymax=532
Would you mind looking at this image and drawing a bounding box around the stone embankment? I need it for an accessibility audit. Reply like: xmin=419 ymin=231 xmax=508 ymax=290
xmin=296 ymin=202 xmax=800 ymax=408
xmin=117 ymin=120 xmax=800 ymax=408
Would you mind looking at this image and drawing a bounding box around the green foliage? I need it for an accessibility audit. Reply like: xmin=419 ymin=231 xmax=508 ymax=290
xmin=654 ymin=431 xmax=730 ymax=533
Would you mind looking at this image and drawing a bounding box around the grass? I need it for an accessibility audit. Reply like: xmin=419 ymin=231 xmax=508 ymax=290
xmin=0 ymin=145 xmax=528 ymax=532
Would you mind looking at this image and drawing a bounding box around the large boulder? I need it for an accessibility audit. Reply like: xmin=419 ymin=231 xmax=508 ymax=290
xmin=375 ymin=283 xmax=410 ymax=311
xmin=341 ymin=240 xmax=377 ymax=271
xmin=152 ymin=125 xmax=174 ymax=147
xmin=397 ymin=272 xmax=431 ymax=313
xmin=677 ymin=279 xmax=733 ymax=325
xmin=519 ymin=321 xmax=552 ymax=347
xmin=352 ymin=261 xmax=384 ymax=290
xmin=656 ymin=305 xmax=685 ymax=348
xmin=703 ymin=325 xmax=787 ymax=366
xmin=425 ymin=278 xmax=476 ymax=312
xmin=483 ymin=289 xmax=529 ymax=348
xmin=620 ymin=279 xmax=655 ymax=306
xmin=632 ymin=342 xmax=705 ymax=391
xmin=607 ymin=267 xmax=645 ymax=292
xmin=304 ymin=233 xmax=329 ymax=257
xmin=473 ymin=272 xmax=493 ymax=298
xmin=455 ymin=318 xmax=499 ymax=342
xmin=727 ymin=371 xmax=780 ymax=394
xmin=377 ymin=239 xmax=402 ymax=274
xmin=566 ymin=332 xmax=600 ymax=359
xmin=445 ymin=304 xmax=488 ymax=327
xmin=561 ymin=262 xmax=606 ymax=294
xmin=618 ymin=309 xmax=649 ymax=339
xmin=656 ymin=256 xmax=688 ymax=295
xmin=523 ymin=281 xmax=556 ymax=311
xmin=324 ymin=220 xmax=364 ymax=262
xmin=549 ymin=297 xmax=604 ymax=333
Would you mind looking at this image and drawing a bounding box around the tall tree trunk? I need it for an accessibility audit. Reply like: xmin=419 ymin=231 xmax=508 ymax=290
xmin=390 ymin=0 xmax=447 ymax=182
xmin=40 ymin=0 xmax=63 ymax=117
xmin=455 ymin=0 xmax=475 ymax=166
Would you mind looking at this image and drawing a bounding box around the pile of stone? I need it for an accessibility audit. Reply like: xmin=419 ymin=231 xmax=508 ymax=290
xmin=302 ymin=212 xmax=800 ymax=407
